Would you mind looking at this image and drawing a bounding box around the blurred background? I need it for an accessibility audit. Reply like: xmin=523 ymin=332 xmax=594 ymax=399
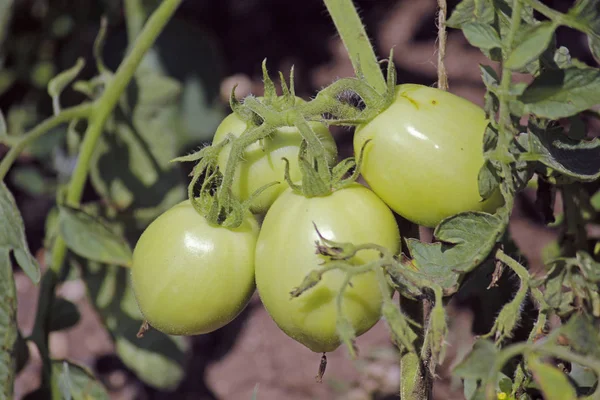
xmin=1 ymin=0 xmax=597 ymax=399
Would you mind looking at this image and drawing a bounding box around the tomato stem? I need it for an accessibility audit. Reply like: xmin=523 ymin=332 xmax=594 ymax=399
xmin=323 ymin=0 xmax=386 ymax=94
xmin=0 ymin=103 xmax=93 ymax=181
xmin=437 ymin=0 xmax=449 ymax=91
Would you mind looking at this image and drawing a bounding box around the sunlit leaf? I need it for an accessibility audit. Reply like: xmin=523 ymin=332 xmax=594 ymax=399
xmin=59 ymin=205 xmax=132 ymax=267
xmin=505 ymin=22 xmax=557 ymax=70
xmin=519 ymin=67 xmax=600 ymax=119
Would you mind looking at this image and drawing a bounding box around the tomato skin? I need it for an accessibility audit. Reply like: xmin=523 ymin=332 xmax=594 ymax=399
xmin=131 ymin=200 xmax=258 ymax=335
xmin=213 ymin=108 xmax=337 ymax=214
xmin=354 ymin=84 xmax=503 ymax=228
xmin=255 ymin=184 xmax=401 ymax=352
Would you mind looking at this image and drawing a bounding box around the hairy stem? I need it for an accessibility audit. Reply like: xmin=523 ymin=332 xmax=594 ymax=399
xmin=0 ymin=104 xmax=93 ymax=181
xmin=323 ymin=0 xmax=386 ymax=94
xmin=399 ymin=296 xmax=433 ymax=400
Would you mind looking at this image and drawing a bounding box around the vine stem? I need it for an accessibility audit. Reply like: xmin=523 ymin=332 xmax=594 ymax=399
xmin=32 ymin=1 xmax=181 ymax=397
xmin=323 ymin=0 xmax=386 ymax=94
xmin=399 ymin=296 xmax=432 ymax=400
xmin=124 ymin=0 xmax=146 ymax=45
xmin=0 ymin=104 xmax=93 ymax=180
xmin=437 ymin=0 xmax=449 ymax=91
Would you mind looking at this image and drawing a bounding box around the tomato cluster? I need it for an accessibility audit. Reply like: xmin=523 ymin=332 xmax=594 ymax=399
xmin=130 ymin=84 xmax=498 ymax=353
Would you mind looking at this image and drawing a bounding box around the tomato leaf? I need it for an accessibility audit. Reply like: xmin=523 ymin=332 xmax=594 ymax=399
xmin=567 ymin=0 xmax=600 ymax=63
xmin=461 ymin=22 xmax=502 ymax=50
xmin=0 ymin=248 xmax=17 ymax=400
xmin=558 ymin=313 xmax=600 ymax=359
xmin=58 ymin=205 xmax=133 ymax=267
xmin=519 ymin=67 xmax=600 ymax=119
xmin=446 ymin=0 xmax=495 ymax=29
xmin=88 ymin=70 xmax=186 ymax=217
xmin=453 ymin=339 xmax=498 ymax=381
xmin=478 ymin=160 xmax=500 ymax=200
xmin=0 ymin=110 xmax=6 ymax=142
xmin=518 ymin=123 xmax=600 ymax=181
xmin=48 ymin=298 xmax=81 ymax=332
xmin=74 ymin=256 xmax=188 ymax=390
xmin=528 ymin=355 xmax=577 ymax=400
xmin=0 ymin=182 xmax=40 ymax=283
xmin=53 ymin=360 xmax=109 ymax=400
xmin=407 ymin=212 xmax=505 ymax=278
xmin=505 ymin=22 xmax=557 ymax=70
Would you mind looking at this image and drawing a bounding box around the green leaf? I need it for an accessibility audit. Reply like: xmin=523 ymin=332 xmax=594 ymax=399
xmin=453 ymin=339 xmax=498 ymax=380
xmin=74 ymin=257 xmax=188 ymax=390
xmin=446 ymin=0 xmax=495 ymax=28
xmin=528 ymin=355 xmax=577 ymax=400
xmin=518 ymin=124 xmax=600 ymax=181
xmin=558 ymin=313 xmax=600 ymax=359
xmin=52 ymin=360 xmax=109 ymax=400
xmin=519 ymin=67 xmax=600 ymax=119
xmin=567 ymin=0 xmax=600 ymax=63
xmin=59 ymin=205 xmax=132 ymax=267
xmin=478 ymin=161 xmax=500 ymax=200
xmin=505 ymin=22 xmax=557 ymax=70
xmin=408 ymin=212 xmax=505 ymax=276
xmin=382 ymin=300 xmax=418 ymax=352
xmin=47 ymin=58 xmax=85 ymax=115
xmin=0 ymin=182 xmax=40 ymax=283
xmin=49 ymin=298 xmax=81 ymax=332
xmin=462 ymin=22 xmax=502 ymax=50
xmin=0 ymin=110 xmax=6 ymax=142
xmin=0 ymin=248 xmax=17 ymax=400
xmin=89 ymin=70 xmax=186 ymax=220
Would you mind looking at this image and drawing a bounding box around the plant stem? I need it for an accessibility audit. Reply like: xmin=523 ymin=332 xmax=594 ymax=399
xmin=323 ymin=0 xmax=386 ymax=94
xmin=124 ymin=0 xmax=146 ymax=44
xmin=0 ymin=103 xmax=93 ymax=181
xmin=65 ymin=0 xmax=181 ymax=207
xmin=39 ymin=1 xmax=181 ymax=397
xmin=437 ymin=0 xmax=449 ymax=91
xmin=399 ymin=295 xmax=432 ymax=400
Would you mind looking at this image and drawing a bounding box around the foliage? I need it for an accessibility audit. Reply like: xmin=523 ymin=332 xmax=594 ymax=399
xmin=1 ymin=0 xmax=600 ymax=399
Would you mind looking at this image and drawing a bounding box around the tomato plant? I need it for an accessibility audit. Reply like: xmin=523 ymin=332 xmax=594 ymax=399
xmin=213 ymin=104 xmax=337 ymax=214
xmin=131 ymin=200 xmax=258 ymax=335
xmin=354 ymin=84 xmax=503 ymax=227
xmin=3 ymin=0 xmax=600 ymax=399
xmin=254 ymin=183 xmax=401 ymax=352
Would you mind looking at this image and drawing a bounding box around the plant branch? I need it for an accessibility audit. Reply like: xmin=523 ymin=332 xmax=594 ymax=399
xmin=323 ymin=0 xmax=386 ymax=94
xmin=437 ymin=0 xmax=448 ymax=90
xmin=124 ymin=0 xmax=146 ymax=45
xmin=399 ymin=295 xmax=432 ymax=400
xmin=65 ymin=0 xmax=181 ymax=207
xmin=0 ymin=103 xmax=93 ymax=181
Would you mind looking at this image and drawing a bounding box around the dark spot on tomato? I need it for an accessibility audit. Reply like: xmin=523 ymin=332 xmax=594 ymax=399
xmin=431 ymin=100 xmax=437 ymax=105
xmin=461 ymin=147 xmax=464 ymax=150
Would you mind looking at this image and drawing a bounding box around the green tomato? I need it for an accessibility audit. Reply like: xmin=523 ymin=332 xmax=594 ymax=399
xmin=213 ymin=105 xmax=337 ymax=214
xmin=131 ymin=200 xmax=258 ymax=335
xmin=354 ymin=84 xmax=503 ymax=227
xmin=255 ymin=183 xmax=401 ymax=352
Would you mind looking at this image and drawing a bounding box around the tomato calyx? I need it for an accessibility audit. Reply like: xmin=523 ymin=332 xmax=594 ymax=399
xmin=171 ymin=56 xmax=397 ymax=227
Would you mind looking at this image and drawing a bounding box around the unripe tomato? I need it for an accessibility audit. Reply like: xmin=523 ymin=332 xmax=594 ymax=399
xmin=354 ymin=84 xmax=502 ymax=227
xmin=213 ymin=102 xmax=337 ymax=214
xmin=255 ymin=184 xmax=401 ymax=352
xmin=131 ymin=200 xmax=258 ymax=335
